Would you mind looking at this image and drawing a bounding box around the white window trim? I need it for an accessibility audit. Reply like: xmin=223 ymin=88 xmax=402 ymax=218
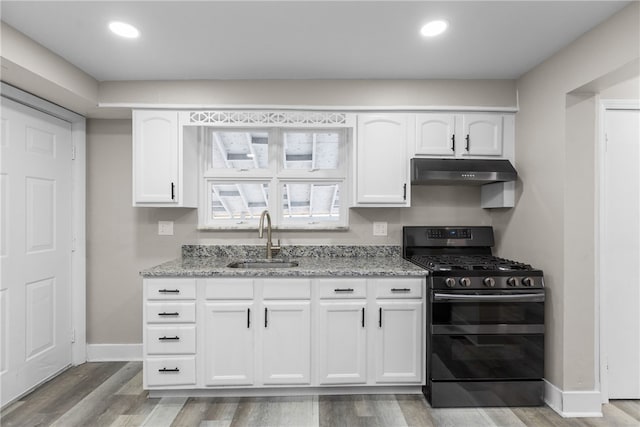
xmin=194 ymin=113 xmax=354 ymax=230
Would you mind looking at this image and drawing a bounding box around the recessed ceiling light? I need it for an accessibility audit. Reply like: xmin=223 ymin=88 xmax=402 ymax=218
xmin=420 ymin=20 xmax=448 ymax=37
xmin=109 ymin=21 xmax=140 ymax=39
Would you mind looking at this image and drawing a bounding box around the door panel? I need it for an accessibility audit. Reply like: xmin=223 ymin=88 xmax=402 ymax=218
xmin=0 ymin=97 xmax=73 ymax=406
xmin=603 ymin=108 xmax=640 ymax=399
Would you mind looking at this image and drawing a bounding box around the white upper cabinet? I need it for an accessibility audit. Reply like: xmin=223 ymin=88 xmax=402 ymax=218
xmin=462 ymin=113 xmax=503 ymax=156
xmin=355 ymin=114 xmax=410 ymax=207
xmin=415 ymin=114 xmax=456 ymax=156
xmin=132 ymin=110 xmax=197 ymax=207
xmin=415 ymin=113 xmax=504 ymax=158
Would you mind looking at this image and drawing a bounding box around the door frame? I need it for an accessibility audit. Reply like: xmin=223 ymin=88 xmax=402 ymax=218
xmin=597 ymin=99 xmax=640 ymax=402
xmin=1 ymin=82 xmax=87 ymax=365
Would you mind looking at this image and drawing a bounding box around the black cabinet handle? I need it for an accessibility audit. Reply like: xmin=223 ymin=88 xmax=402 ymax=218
xmin=391 ymin=288 xmax=411 ymax=292
xmin=334 ymin=288 xmax=354 ymax=293
xmin=247 ymin=308 xmax=251 ymax=328
xmin=264 ymin=307 xmax=268 ymax=328
xmin=403 ymin=183 xmax=407 ymax=201
xmin=451 ymin=134 xmax=455 ymax=151
xmin=361 ymin=307 xmax=365 ymax=328
xmin=158 ymin=312 xmax=179 ymax=316
xmin=158 ymin=336 xmax=180 ymax=341
xmin=159 ymin=289 xmax=180 ymax=294
xmin=379 ymin=307 xmax=382 ymax=328
xmin=158 ymin=367 xmax=180 ymax=373
xmin=465 ymin=135 xmax=470 ymax=151
xmin=171 ymin=182 xmax=175 ymax=200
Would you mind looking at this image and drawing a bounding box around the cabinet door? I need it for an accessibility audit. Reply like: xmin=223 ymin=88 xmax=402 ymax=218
xmin=374 ymin=300 xmax=423 ymax=383
xmin=203 ymin=302 xmax=254 ymax=386
xmin=356 ymin=114 xmax=409 ymax=206
xmin=133 ymin=110 xmax=179 ymax=204
xmin=460 ymin=114 xmax=503 ymax=156
xmin=261 ymin=301 xmax=311 ymax=385
xmin=317 ymin=301 xmax=367 ymax=385
xmin=415 ymin=114 xmax=456 ymax=156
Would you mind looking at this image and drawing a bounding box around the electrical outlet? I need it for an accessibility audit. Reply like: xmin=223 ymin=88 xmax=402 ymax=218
xmin=373 ymin=221 xmax=388 ymax=236
xmin=158 ymin=220 xmax=174 ymax=236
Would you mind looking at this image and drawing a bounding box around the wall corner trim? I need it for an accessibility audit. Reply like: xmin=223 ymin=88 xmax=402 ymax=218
xmin=544 ymin=379 xmax=603 ymax=418
xmin=86 ymin=344 xmax=143 ymax=362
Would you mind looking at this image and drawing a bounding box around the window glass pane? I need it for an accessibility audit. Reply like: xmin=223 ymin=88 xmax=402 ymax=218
xmin=209 ymin=182 xmax=269 ymax=220
xmin=283 ymin=131 xmax=340 ymax=170
xmin=282 ymin=183 xmax=341 ymax=222
xmin=209 ymin=130 xmax=269 ymax=170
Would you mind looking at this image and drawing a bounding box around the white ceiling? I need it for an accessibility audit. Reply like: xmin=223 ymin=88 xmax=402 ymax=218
xmin=0 ymin=1 xmax=631 ymax=81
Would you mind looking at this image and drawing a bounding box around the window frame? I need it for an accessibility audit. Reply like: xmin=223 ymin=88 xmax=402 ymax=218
xmin=196 ymin=121 xmax=352 ymax=230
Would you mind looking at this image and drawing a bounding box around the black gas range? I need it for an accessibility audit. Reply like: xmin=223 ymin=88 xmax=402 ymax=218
xmin=403 ymin=226 xmax=545 ymax=408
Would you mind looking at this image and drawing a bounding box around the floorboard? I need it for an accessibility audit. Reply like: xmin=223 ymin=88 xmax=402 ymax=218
xmin=1 ymin=362 xmax=638 ymax=427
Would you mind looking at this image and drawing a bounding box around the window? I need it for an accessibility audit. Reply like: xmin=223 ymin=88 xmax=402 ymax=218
xmin=199 ymin=126 xmax=350 ymax=229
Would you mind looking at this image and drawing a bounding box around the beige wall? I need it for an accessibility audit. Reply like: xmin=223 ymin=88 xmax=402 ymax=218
xmin=492 ymin=2 xmax=640 ymax=391
xmin=98 ymin=79 xmax=517 ymax=110
xmin=87 ymin=116 xmax=496 ymax=344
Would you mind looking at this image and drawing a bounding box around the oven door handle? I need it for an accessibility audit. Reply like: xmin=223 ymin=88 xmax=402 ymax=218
xmin=433 ymin=292 xmax=544 ymax=303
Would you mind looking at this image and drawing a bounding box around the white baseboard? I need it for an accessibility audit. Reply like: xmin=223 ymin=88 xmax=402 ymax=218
xmin=86 ymin=344 xmax=143 ymax=362
xmin=544 ymin=379 xmax=603 ymax=418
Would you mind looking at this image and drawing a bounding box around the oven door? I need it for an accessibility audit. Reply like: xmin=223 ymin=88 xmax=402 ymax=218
xmin=430 ymin=290 xmax=544 ymax=381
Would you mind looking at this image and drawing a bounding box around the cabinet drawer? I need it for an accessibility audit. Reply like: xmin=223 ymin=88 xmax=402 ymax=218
xmin=204 ymin=279 xmax=254 ymax=300
xmin=262 ymin=279 xmax=311 ymax=299
xmin=317 ymin=279 xmax=367 ymax=299
xmin=145 ymin=356 xmax=196 ymax=387
xmin=146 ymin=279 xmax=196 ymax=300
xmin=146 ymin=302 xmax=196 ymax=323
xmin=374 ymin=279 xmax=423 ymax=299
xmin=146 ymin=325 xmax=196 ymax=355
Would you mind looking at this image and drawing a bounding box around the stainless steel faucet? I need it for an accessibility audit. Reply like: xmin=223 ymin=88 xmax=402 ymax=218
xmin=258 ymin=210 xmax=280 ymax=259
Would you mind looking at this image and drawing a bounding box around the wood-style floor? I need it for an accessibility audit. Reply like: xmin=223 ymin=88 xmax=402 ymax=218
xmin=1 ymin=362 xmax=638 ymax=427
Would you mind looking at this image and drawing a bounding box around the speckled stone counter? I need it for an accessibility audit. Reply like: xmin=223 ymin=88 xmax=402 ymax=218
xmin=141 ymin=245 xmax=426 ymax=278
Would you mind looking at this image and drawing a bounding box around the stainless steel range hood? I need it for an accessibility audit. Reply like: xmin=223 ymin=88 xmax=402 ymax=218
xmin=411 ymin=158 xmax=517 ymax=185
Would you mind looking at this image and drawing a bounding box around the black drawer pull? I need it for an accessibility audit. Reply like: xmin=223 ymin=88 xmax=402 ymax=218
xmin=334 ymin=288 xmax=354 ymax=292
xmin=158 ymin=367 xmax=180 ymax=373
xmin=391 ymin=288 xmax=411 ymax=292
xmin=158 ymin=289 xmax=180 ymax=294
xmin=361 ymin=307 xmax=365 ymax=328
xmin=158 ymin=336 xmax=180 ymax=341
xmin=158 ymin=312 xmax=179 ymax=316
xmin=379 ymin=307 xmax=382 ymax=328
xmin=264 ymin=307 xmax=268 ymax=328
xmin=247 ymin=308 xmax=251 ymax=329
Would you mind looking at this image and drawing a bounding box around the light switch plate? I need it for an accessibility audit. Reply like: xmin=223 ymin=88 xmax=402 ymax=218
xmin=158 ymin=220 xmax=174 ymax=236
xmin=373 ymin=221 xmax=388 ymax=236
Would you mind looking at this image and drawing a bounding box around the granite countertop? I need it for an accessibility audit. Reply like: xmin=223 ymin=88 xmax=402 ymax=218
xmin=141 ymin=245 xmax=426 ymax=278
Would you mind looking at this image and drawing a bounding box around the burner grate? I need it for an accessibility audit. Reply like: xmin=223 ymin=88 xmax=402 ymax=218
xmin=410 ymin=254 xmax=533 ymax=272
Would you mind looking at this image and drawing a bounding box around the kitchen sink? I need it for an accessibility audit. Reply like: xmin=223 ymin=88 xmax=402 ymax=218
xmin=227 ymin=259 xmax=299 ymax=269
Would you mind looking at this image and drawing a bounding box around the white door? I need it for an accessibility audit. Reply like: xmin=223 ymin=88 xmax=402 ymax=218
xmin=261 ymin=301 xmax=311 ymax=385
xmin=203 ymin=302 xmax=254 ymax=386
xmin=317 ymin=301 xmax=367 ymax=385
xmin=602 ymin=107 xmax=640 ymax=399
xmin=374 ymin=301 xmax=423 ymax=383
xmin=0 ymin=97 xmax=73 ymax=406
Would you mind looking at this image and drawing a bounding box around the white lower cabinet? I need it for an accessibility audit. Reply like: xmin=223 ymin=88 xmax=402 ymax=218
xmin=261 ymin=301 xmax=311 ymax=385
xmin=317 ymin=301 xmax=367 ymax=384
xmin=203 ymin=302 xmax=254 ymax=386
xmin=374 ymin=300 xmax=423 ymax=383
xmin=143 ymin=276 xmax=424 ymax=390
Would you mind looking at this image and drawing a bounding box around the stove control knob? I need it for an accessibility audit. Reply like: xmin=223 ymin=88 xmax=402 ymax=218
xmin=507 ymin=277 xmax=519 ymax=287
xmin=522 ymin=277 xmax=535 ymax=287
xmin=483 ymin=277 xmax=496 ymax=287
xmin=445 ymin=278 xmax=456 ymax=288
xmin=459 ymin=277 xmax=472 ymax=287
